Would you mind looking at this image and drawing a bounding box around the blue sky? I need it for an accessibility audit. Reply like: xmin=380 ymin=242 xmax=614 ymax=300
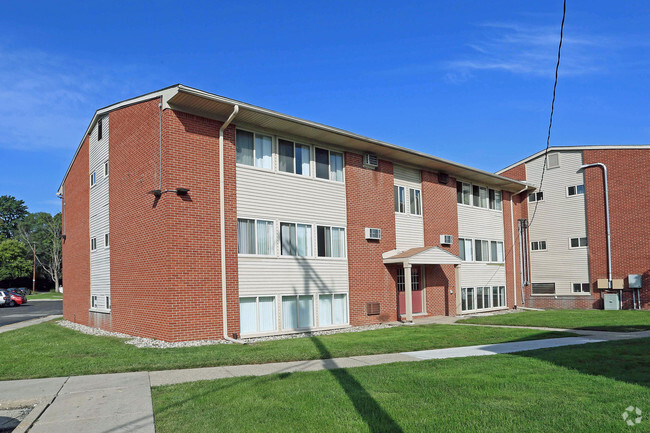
xmin=1 ymin=1 xmax=649 ymax=215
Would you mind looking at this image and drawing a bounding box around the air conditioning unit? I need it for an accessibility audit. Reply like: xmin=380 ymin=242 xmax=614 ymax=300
xmin=363 ymin=153 xmax=378 ymax=169
xmin=440 ymin=234 xmax=453 ymax=245
xmin=365 ymin=227 xmax=381 ymax=240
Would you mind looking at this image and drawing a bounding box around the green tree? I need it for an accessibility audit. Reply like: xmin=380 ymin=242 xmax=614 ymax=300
xmin=0 ymin=195 xmax=28 ymax=239
xmin=0 ymin=239 xmax=31 ymax=280
xmin=18 ymin=212 xmax=62 ymax=292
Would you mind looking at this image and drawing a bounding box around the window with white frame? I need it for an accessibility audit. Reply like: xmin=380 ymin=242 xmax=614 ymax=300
xmin=474 ymin=239 xmax=490 ymax=262
xmin=317 ymin=226 xmax=345 ymax=258
xmin=236 ymin=130 xmax=273 ymax=170
xmin=458 ymin=238 xmax=473 ymax=261
xmin=281 ymin=222 xmax=312 ymax=256
xmin=463 ymin=286 xmax=505 ymax=312
xmin=493 ymin=286 xmax=506 ymax=307
xmin=103 ymin=161 xmax=109 ymax=177
xmin=91 ymin=237 xmax=97 ymax=251
xmin=104 ymin=233 xmax=109 ymax=248
xmin=237 ymin=219 xmax=275 ymax=255
xmin=461 ymin=287 xmax=474 ymax=311
xmin=105 ymin=296 xmax=111 ymax=310
xmin=90 ymin=171 xmax=96 ymax=187
xmin=531 ymin=240 xmax=547 ymax=251
xmin=528 ymin=191 xmax=544 ymax=202
xmin=394 ymin=186 xmax=405 ymax=213
xmin=91 ymin=295 xmax=98 ymax=309
xmin=278 ymin=139 xmax=311 ymax=176
xmin=409 ymin=188 xmax=422 ymax=215
xmin=567 ymin=184 xmax=585 ymax=196
xmin=472 ymin=185 xmax=488 ymax=208
xmin=569 ymin=237 xmax=588 ymax=248
xmin=572 ymin=283 xmax=590 ymax=293
xmin=490 ymin=241 xmax=504 ymax=262
xmin=315 ymin=148 xmax=343 ymax=182
xmin=282 ymin=295 xmax=314 ymax=329
xmin=319 ymin=294 xmax=348 ymax=326
xmin=456 ymin=182 xmax=472 ymax=205
xmin=240 ymin=296 xmax=277 ymax=334
xmin=532 ymin=282 xmax=555 ymax=295
xmin=489 ymin=189 xmax=502 ymax=210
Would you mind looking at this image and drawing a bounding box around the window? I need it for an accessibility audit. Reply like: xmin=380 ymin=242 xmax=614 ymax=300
xmin=409 ymin=188 xmax=422 ymax=215
xmin=394 ymin=186 xmax=405 ymax=213
xmin=546 ymin=153 xmax=559 ymax=169
xmin=278 ymin=139 xmax=311 ymax=176
xmin=471 ymin=185 xmax=488 ymax=208
xmin=91 ymin=237 xmax=97 ymax=251
xmin=103 ymin=161 xmax=109 ymax=177
xmin=489 ymin=189 xmax=502 ymax=210
xmin=572 ymin=283 xmax=590 ymax=293
xmin=493 ymin=286 xmax=506 ymax=307
xmin=317 ymin=226 xmax=345 ymax=258
xmin=104 ymin=233 xmax=109 ymax=248
xmin=282 ymin=295 xmax=314 ymax=329
xmin=396 ymin=267 xmax=421 ymax=292
xmin=482 ymin=287 xmax=491 ymax=309
xmin=461 ymin=287 xmax=475 ymax=311
xmin=456 ymin=181 xmax=472 ymax=205
xmin=531 ymin=241 xmax=547 ymax=251
xmin=105 ymin=296 xmax=111 ymax=310
xmin=281 ymin=223 xmax=312 ymax=256
xmin=476 ymin=287 xmax=484 ymax=309
xmin=236 ymin=130 xmax=273 ymax=170
xmin=532 ymin=283 xmax=556 ymax=295
xmin=315 ymin=148 xmax=343 ymax=181
xmin=490 ymin=241 xmax=504 ymax=262
xmin=240 ymin=296 xmax=276 ymax=334
xmin=98 ymin=118 xmax=103 ymax=140
xmin=237 ymin=219 xmax=274 ymax=255
xmin=528 ymin=191 xmax=544 ymax=202
xmin=458 ymin=238 xmax=473 ymax=261
xmin=90 ymin=171 xmax=96 ymax=187
xmin=569 ymin=237 xmax=588 ymax=248
xmin=567 ymin=185 xmax=585 ymax=196
xmin=474 ymin=239 xmax=490 ymax=262
xmin=319 ymin=294 xmax=348 ymax=326
xmin=91 ymin=295 xmax=98 ymax=309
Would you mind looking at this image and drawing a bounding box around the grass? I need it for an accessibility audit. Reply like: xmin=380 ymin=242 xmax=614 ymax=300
xmin=26 ymin=290 xmax=63 ymax=300
xmin=458 ymin=309 xmax=650 ymax=332
xmin=152 ymin=338 xmax=650 ymax=433
xmin=0 ymin=320 xmax=572 ymax=380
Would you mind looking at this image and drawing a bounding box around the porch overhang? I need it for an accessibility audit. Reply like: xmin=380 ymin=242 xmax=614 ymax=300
xmin=382 ymin=246 xmax=462 ymax=266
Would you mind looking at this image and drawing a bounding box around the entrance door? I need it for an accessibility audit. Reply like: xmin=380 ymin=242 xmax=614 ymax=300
xmin=397 ymin=266 xmax=423 ymax=315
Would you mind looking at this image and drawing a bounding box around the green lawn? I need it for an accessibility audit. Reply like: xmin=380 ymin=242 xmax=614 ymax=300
xmin=152 ymin=338 xmax=650 ymax=433
xmin=0 ymin=320 xmax=572 ymax=380
xmin=26 ymin=290 xmax=63 ymax=300
xmin=458 ymin=309 xmax=650 ymax=332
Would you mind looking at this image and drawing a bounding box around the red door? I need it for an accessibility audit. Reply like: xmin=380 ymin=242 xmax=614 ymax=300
xmin=398 ymin=266 xmax=423 ymax=315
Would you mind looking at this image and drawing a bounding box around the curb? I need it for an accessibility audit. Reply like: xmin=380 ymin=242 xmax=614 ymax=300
xmin=0 ymin=315 xmax=63 ymax=334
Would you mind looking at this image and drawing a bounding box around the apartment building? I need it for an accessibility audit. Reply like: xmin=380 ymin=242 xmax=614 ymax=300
xmin=58 ymin=85 xmax=532 ymax=342
xmin=499 ymin=146 xmax=650 ymax=310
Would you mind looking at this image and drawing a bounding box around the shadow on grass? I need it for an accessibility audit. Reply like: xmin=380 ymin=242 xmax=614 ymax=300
xmin=515 ymin=337 xmax=650 ymax=388
xmin=574 ymin=326 xmax=650 ymax=332
xmin=311 ymin=337 xmax=403 ymax=433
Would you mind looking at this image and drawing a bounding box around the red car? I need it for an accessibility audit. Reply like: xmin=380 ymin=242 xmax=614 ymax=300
xmin=6 ymin=288 xmax=27 ymax=306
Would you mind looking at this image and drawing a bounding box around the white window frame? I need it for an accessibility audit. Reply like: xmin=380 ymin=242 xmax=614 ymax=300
xmin=103 ymin=161 xmax=109 ymax=178
xmin=474 ymin=239 xmax=490 ymax=262
xmin=528 ymin=191 xmax=544 ymax=202
xmin=237 ymin=218 xmax=276 ymax=256
xmin=104 ymin=233 xmax=109 ymax=249
xmin=458 ymin=238 xmax=473 ymax=261
xmin=569 ymin=237 xmax=588 ymax=249
xmin=318 ymin=293 xmax=349 ymax=327
xmin=91 ymin=237 xmax=97 ymax=251
xmin=239 ymin=296 xmax=278 ymax=335
xmin=566 ymin=184 xmax=585 ymax=197
xmin=90 ymin=171 xmax=96 ymax=188
xmin=236 ymin=129 xmax=274 ymax=171
xmin=105 ymin=296 xmax=111 ymax=310
xmin=91 ymin=295 xmax=98 ymax=309
xmin=394 ymin=186 xmax=406 ymax=214
xmin=572 ymin=282 xmax=591 ymax=294
xmin=531 ymin=240 xmax=547 ymax=251
xmin=457 ymin=181 xmax=472 ymax=206
xmin=490 ymin=241 xmax=504 ymax=263
xmin=316 ymin=225 xmax=346 ymax=258
xmin=280 ymin=221 xmax=313 ymax=257
xmin=278 ymin=137 xmax=311 ymax=177
xmin=409 ymin=188 xmax=422 ymax=216
xmin=281 ymin=294 xmax=315 ymax=330
xmin=488 ymin=189 xmax=502 ymax=211
xmin=314 ymin=147 xmax=344 ymax=183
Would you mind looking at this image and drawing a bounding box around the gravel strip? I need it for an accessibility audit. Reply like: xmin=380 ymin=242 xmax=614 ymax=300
xmin=58 ymin=320 xmax=402 ymax=348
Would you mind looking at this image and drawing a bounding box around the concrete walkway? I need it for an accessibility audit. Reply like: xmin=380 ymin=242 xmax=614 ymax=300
xmin=0 ymin=314 xmax=63 ymax=334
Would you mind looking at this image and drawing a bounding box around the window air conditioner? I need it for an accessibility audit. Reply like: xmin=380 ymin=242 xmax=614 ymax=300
xmin=440 ymin=234 xmax=453 ymax=245
xmin=363 ymin=153 xmax=378 ymax=169
xmin=365 ymin=227 xmax=381 ymax=240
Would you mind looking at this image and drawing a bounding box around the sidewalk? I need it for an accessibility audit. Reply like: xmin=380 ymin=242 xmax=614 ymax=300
xmin=3 ymin=327 xmax=649 ymax=432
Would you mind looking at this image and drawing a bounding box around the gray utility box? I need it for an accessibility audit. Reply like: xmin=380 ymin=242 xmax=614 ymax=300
xmin=603 ymin=293 xmax=620 ymax=310
xmin=629 ymin=274 xmax=642 ymax=289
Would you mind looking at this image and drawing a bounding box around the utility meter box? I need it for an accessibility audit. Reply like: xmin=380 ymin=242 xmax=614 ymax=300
xmin=603 ymin=293 xmax=620 ymax=310
xmin=629 ymin=274 xmax=642 ymax=289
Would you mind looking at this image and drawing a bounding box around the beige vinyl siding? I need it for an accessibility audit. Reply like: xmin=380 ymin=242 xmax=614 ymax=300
xmin=394 ymin=165 xmax=424 ymax=250
xmin=525 ymin=151 xmax=589 ymax=295
xmin=236 ymin=163 xmax=349 ymax=297
xmin=89 ymin=117 xmax=110 ymax=310
xmin=459 ymin=263 xmax=507 ymax=288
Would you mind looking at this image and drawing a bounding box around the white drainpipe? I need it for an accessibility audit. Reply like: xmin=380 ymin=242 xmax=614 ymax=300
xmin=219 ymin=105 xmax=245 ymax=344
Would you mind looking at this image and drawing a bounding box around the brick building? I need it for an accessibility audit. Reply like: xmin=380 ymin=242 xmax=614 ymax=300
xmin=58 ymin=85 xmax=649 ymax=342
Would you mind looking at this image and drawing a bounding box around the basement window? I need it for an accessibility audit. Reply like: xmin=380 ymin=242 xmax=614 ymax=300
xmin=528 ymin=191 xmax=544 ymax=202
xmin=569 ymin=237 xmax=588 ymax=249
xmin=532 ymin=283 xmax=556 ymax=295
xmin=240 ymin=296 xmax=277 ymax=334
xmin=572 ymin=283 xmax=590 ymax=293
xmin=567 ymin=184 xmax=585 ymax=196
xmin=531 ymin=241 xmax=547 ymax=251
xmin=91 ymin=295 xmax=98 ymax=309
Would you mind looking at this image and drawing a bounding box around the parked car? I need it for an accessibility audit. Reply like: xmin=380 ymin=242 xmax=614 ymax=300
xmin=5 ymin=288 xmax=27 ymax=306
xmin=0 ymin=290 xmax=10 ymax=307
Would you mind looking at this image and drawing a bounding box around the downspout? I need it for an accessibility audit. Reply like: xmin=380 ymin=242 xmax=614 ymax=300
xmin=511 ymin=185 xmax=529 ymax=305
xmin=219 ymin=105 xmax=245 ymax=344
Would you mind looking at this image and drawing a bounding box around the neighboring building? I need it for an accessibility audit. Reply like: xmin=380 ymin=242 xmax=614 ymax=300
xmin=499 ymin=146 xmax=650 ymax=310
xmin=58 ymin=85 xmax=532 ymax=342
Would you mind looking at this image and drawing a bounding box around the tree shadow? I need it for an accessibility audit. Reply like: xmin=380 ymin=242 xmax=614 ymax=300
xmin=311 ymin=337 xmax=403 ymax=433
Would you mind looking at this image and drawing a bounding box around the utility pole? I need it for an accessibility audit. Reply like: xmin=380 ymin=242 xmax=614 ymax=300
xmin=32 ymin=244 xmax=36 ymax=295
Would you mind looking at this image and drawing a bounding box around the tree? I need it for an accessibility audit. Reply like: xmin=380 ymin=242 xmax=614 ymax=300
xmin=0 ymin=195 xmax=28 ymax=239
xmin=17 ymin=212 xmax=62 ymax=292
xmin=0 ymin=239 xmax=31 ymax=280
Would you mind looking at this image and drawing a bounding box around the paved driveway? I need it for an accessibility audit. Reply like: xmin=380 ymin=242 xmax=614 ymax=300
xmin=0 ymin=300 xmax=63 ymax=327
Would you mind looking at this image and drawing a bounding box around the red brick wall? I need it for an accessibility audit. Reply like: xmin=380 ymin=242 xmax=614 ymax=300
xmin=62 ymin=137 xmax=90 ymax=324
xmin=421 ymin=171 xmax=459 ymax=315
xmin=345 ymin=155 xmax=398 ymax=324
xmin=584 ymin=149 xmax=650 ymax=309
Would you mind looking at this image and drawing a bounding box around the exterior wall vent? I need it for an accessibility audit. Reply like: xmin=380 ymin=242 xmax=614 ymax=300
xmin=363 ymin=153 xmax=378 ymax=169
xmin=365 ymin=227 xmax=382 ymax=240
xmin=546 ymin=152 xmax=560 ymax=169
xmin=438 ymin=172 xmax=449 ymax=184
xmin=440 ymin=234 xmax=453 ymax=245
xmin=366 ymin=302 xmax=380 ymax=316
